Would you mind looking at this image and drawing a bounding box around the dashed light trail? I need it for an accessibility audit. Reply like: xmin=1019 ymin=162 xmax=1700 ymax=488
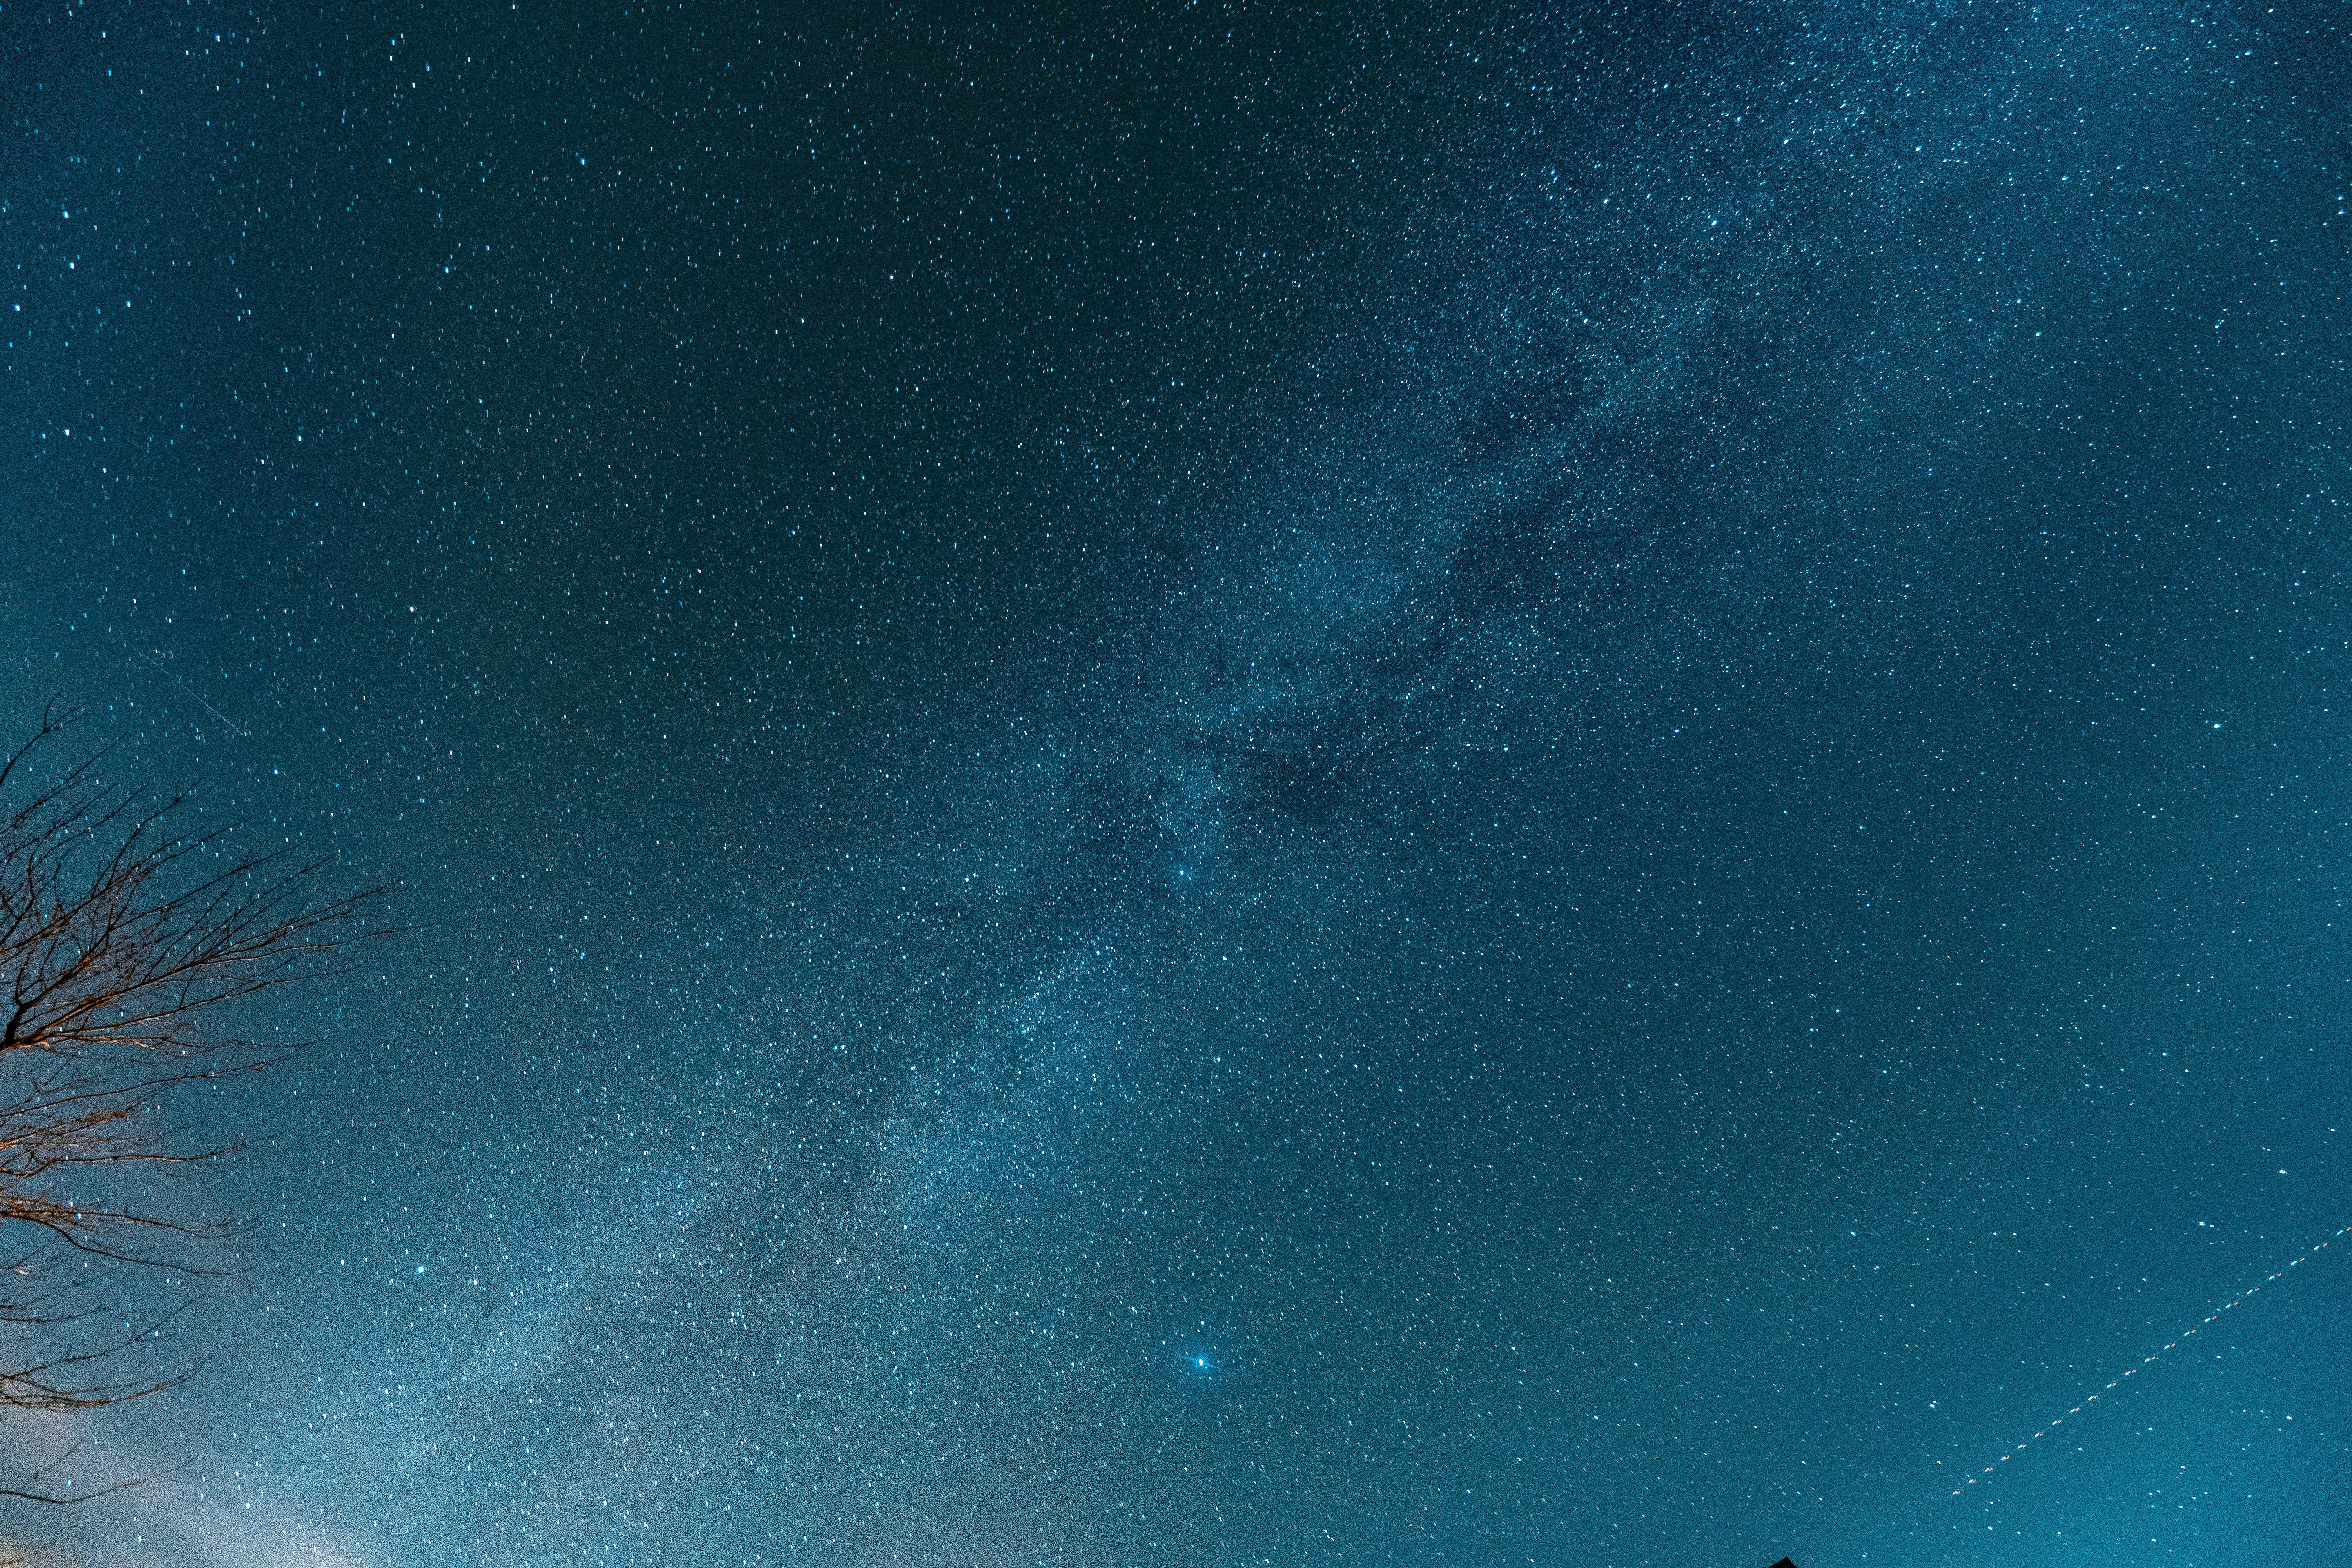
xmin=1952 ymin=1223 xmax=2351 ymax=1494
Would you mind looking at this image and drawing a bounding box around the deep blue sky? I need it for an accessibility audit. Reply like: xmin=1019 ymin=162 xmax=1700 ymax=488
xmin=2 ymin=1 xmax=2347 ymax=1564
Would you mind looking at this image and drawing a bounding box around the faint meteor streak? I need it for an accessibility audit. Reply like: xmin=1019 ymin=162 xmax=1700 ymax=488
xmin=129 ymin=646 xmax=250 ymax=738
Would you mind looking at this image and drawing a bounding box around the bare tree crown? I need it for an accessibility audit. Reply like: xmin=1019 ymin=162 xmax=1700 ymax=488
xmin=0 ymin=708 xmax=381 ymax=1419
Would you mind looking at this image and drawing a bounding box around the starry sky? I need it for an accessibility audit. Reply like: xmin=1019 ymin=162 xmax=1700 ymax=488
xmin=2 ymin=1 xmax=2348 ymax=1564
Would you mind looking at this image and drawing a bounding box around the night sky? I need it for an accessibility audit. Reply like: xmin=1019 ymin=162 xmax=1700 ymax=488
xmin=2 ymin=1 xmax=2348 ymax=1564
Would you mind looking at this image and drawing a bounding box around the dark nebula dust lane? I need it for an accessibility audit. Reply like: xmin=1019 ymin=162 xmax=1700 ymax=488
xmin=1 ymin=2 xmax=2346 ymax=1564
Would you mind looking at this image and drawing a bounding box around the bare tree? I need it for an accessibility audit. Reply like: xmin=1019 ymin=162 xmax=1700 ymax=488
xmin=0 ymin=706 xmax=380 ymax=1508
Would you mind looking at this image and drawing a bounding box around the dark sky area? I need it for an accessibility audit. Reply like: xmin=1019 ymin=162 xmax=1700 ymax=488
xmin=1 ymin=1 xmax=2347 ymax=1564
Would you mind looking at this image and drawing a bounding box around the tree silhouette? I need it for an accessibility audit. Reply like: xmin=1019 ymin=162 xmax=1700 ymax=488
xmin=0 ymin=707 xmax=380 ymax=1511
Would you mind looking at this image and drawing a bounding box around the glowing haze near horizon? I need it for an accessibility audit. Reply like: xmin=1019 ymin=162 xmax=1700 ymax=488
xmin=1 ymin=1 xmax=2347 ymax=1564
